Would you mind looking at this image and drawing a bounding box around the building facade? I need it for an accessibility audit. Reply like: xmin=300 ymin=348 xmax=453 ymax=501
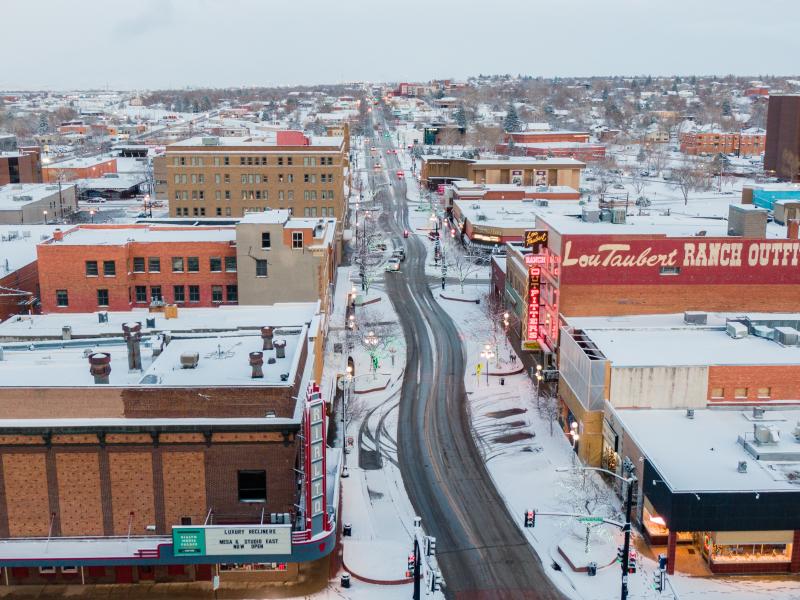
xmin=165 ymin=132 xmax=347 ymax=220
xmin=419 ymin=156 xmax=584 ymax=190
xmin=765 ymin=95 xmax=800 ymax=180
xmin=0 ymin=183 xmax=77 ymax=225
xmin=680 ymin=129 xmax=766 ymax=157
xmin=0 ymin=150 xmax=42 ymax=186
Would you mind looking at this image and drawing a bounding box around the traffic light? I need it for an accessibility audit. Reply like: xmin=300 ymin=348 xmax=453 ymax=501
xmin=628 ymin=549 xmax=637 ymax=573
xmin=523 ymin=510 xmax=535 ymax=528
xmin=658 ymin=553 xmax=668 ymax=571
xmin=653 ymin=569 xmax=664 ymax=592
xmin=616 ymin=546 xmax=625 ymax=563
xmin=406 ymin=552 xmax=416 ymax=577
xmin=428 ymin=570 xmax=442 ymax=592
xmin=425 ymin=536 xmax=436 ymax=556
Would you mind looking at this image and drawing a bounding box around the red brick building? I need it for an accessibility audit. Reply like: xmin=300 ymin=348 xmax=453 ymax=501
xmin=42 ymin=156 xmax=117 ymax=183
xmin=0 ymin=149 xmax=42 ymax=185
xmin=680 ymin=129 xmax=766 ymax=157
xmin=497 ymin=131 xmax=606 ymax=161
xmin=37 ymin=225 xmax=238 ymax=313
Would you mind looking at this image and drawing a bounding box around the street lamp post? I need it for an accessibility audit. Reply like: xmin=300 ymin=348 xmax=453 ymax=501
xmin=42 ymin=210 xmax=48 ymax=225
xmin=480 ymin=344 xmax=494 ymax=385
xmin=556 ymin=464 xmax=637 ymax=600
xmin=535 ymin=364 xmax=543 ymax=409
xmin=144 ymin=193 xmax=152 ymax=218
xmin=569 ymin=422 xmax=580 ymax=466
xmin=90 ymin=209 xmax=96 ymax=224
xmin=364 ymin=330 xmax=378 ymax=379
xmin=342 ymin=365 xmax=353 ymax=477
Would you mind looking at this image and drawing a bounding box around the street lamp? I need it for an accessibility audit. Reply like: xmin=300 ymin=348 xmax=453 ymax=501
xmin=348 ymin=314 xmax=356 ymax=330
xmin=342 ymin=365 xmax=354 ymax=477
xmin=535 ymin=364 xmax=543 ymax=409
xmin=90 ymin=209 xmax=96 ymax=223
xmin=569 ymin=423 xmax=580 ymax=466
xmin=364 ymin=330 xmax=378 ymax=379
xmin=144 ymin=193 xmax=152 ymax=218
xmin=556 ymin=464 xmax=637 ymax=600
xmin=42 ymin=210 xmax=48 ymax=224
xmin=480 ymin=344 xmax=494 ymax=385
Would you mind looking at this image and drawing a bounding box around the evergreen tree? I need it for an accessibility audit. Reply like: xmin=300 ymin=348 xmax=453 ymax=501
xmin=645 ymin=74 xmax=653 ymax=86
xmin=201 ymin=95 xmax=212 ymax=111
xmin=721 ymin=100 xmax=732 ymax=117
xmin=503 ymin=103 xmax=521 ymax=132
xmin=37 ymin=113 xmax=49 ymax=136
xmin=454 ymin=104 xmax=467 ymax=129
xmin=191 ymin=99 xmax=200 ymax=113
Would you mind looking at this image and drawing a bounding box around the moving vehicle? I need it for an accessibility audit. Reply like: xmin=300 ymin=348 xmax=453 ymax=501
xmin=392 ymin=248 xmax=406 ymax=262
xmin=386 ymin=257 xmax=401 ymax=272
xmin=396 ymin=170 xmax=404 ymax=179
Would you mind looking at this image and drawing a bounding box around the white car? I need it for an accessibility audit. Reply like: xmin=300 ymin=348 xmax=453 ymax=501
xmin=385 ymin=257 xmax=401 ymax=272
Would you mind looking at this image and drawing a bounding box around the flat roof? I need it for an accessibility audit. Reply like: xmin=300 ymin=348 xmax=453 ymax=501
xmin=240 ymin=209 xmax=291 ymax=225
xmin=471 ymin=157 xmax=586 ymax=168
xmin=43 ymin=225 xmax=235 ymax=246
xmin=0 ymin=303 xmax=318 ymax=340
xmin=169 ymin=134 xmax=343 ymax=149
xmin=44 ymin=155 xmax=116 ymax=169
xmin=566 ymin=312 xmax=800 ymax=368
xmin=0 ymin=183 xmax=74 ymax=210
xmin=453 ymin=199 xmax=541 ymax=229
xmin=0 ymin=225 xmax=62 ymax=276
xmin=505 ymin=141 xmax=604 ymax=149
xmin=76 ymin=175 xmax=145 ymax=190
xmin=615 ymin=407 xmax=800 ymax=493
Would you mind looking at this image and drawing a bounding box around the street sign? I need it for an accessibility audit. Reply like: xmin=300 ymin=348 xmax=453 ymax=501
xmin=578 ymin=517 xmax=604 ymax=523
xmin=476 ymin=363 xmax=482 ymax=375
xmin=172 ymin=525 xmax=292 ymax=557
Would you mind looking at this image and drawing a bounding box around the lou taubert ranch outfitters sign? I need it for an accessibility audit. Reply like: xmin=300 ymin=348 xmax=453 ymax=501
xmin=173 ymin=525 xmax=292 ymax=556
xmin=558 ymin=238 xmax=800 ymax=285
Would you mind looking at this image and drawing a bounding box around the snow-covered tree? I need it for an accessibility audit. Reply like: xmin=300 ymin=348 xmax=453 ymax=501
xmin=454 ymin=104 xmax=467 ymax=129
xmin=503 ymin=103 xmax=522 ymax=132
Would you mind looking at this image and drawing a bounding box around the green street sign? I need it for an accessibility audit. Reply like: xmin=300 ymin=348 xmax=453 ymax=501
xmin=578 ymin=517 xmax=604 ymax=523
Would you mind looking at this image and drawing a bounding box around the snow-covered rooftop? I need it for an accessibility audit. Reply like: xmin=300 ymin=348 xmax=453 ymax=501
xmin=170 ymin=134 xmax=343 ymax=149
xmin=0 ymin=183 xmax=74 ymax=210
xmin=240 ymin=209 xmax=291 ymax=225
xmin=43 ymin=224 xmax=235 ymax=246
xmin=0 ymin=225 xmax=61 ymax=276
xmin=615 ymin=407 xmax=800 ymax=493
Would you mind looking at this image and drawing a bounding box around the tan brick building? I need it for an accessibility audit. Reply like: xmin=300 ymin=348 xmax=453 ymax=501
xmin=419 ymin=156 xmax=583 ymax=190
xmin=165 ymin=131 xmax=347 ymax=220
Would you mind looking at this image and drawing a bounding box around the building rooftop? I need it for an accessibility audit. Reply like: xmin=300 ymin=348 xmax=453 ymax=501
xmin=239 ymin=209 xmax=292 ymax=225
xmin=566 ymin=312 xmax=800 ymax=368
xmin=0 ymin=225 xmax=62 ymax=277
xmin=0 ymin=183 xmax=74 ymax=211
xmin=169 ymin=134 xmax=344 ymax=149
xmin=471 ymin=156 xmax=586 ymax=168
xmin=504 ymin=141 xmax=604 ymax=149
xmin=76 ymin=174 xmax=145 ymax=190
xmin=614 ymin=407 xmax=800 ymax=493
xmin=41 ymin=224 xmax=236 ymax=246
xmin=44 ymin=155 xmax=116 ymax=169
xmin=453 ymin=199 xmax=546 ymax=229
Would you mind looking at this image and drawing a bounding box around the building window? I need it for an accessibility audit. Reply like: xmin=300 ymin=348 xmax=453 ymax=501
xmin=209 ymin=257 xmax=222 ymax=272
xmin=292 ymin=232 xmax=303 ymax=248
xmin=225 ymin=256 xmax=237 ymax=272
xmin=261 ymin=232 xmax=271 ymax=249
xmin=97 ymin=289 xmax=109 ymax=307
xmin=85 ymin=260 xmax=98 ymax=276
xmin=710 ymin=387 xmax=724 ymax=399
xmin=135 ymin=286 xmax=147 ymax=303
xmin=56 ymin=289 xmax=68 ymax=307
xmin=187 ymin=257 xmax=199 ymax=272
xmin=226 ymin=284 xmax=238 ymax=302
xmin=734 ymin=387 xmax=748 ymax=399
xmin=132 ymin=257 xmax=145 ymax=273
xmin=172 ymin=257 xmax=184 ymax=272
xmin=287 ymin=157 xmax=293 ymax=166
xmin=211 ymin=285 xmax=223 ymax=303
xmin=238 ymin=470 xmax=267 ymax=503
xmin=757 ymin=387 xmax=771 ymax=398
xmin=225 ymin=207 xmax=231 ymax=216
xmin=150 ymin=286 xmax=162 ymax=302
xmin=103 ymin=260 xmax=116 ymax=277
xmin=659 ymin=266 xmax=680 ymax=276
xmin=255 ymin=259 xmax=268 ymax=277
xmin=148 ymin=257 xmax=160 ymax=273
xmin=173 ymin=285 xmax=185 ymax=303
xmin=188 ymin=285 xmax=200 ymax=303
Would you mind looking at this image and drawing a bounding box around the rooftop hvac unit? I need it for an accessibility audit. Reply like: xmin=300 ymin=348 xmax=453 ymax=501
xmin=611 ymin=207 xmax=627 ymax=224
xmin=12 ymin=195 xmax=33 ymax=202
xmin=582 ymin=208 xmax=601 ymax=223
xmin=753 ymin=407 xmax=765 ymax=419
xmin=535 ymin=199 xmax=549 ymax=207
xmin=726 ymin=321 xmax=748 ymax=339
xmin=793 ymin=421 xmax=800 ymax=441
xmin=737 ymin=461 xmax=748 ymax=473
xmin=686 ymin=408 xmax=695 ymax=419
xmin=774 ymin=326 xmax=799 ymax=346
xmin=753 ymin=424 xmax=780 ymax=445
xmin=180 ymin=352 xmax=199 ymax=369
xmin=683 ymin=311 xmax=707 ymax=325
xmin=753 ymin=325 xmax=774 ymax=339
xmin=201 ymin=136 xmax=220 ymax=146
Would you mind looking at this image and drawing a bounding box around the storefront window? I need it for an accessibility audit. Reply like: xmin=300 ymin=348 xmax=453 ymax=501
xmin=702 ymin=531 xmax=792 ymax=564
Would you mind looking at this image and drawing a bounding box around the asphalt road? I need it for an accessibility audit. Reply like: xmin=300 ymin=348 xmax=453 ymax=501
xmin=365 ymin=107 xmax=567 ymax=600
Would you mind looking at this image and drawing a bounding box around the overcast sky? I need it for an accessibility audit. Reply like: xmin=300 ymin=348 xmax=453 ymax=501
xmin=3 ymin=0 xmax=799 ymax=90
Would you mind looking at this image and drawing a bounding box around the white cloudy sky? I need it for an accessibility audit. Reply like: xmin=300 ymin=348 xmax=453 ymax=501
xmin=3 ymin=0 xmax=799 ymax=90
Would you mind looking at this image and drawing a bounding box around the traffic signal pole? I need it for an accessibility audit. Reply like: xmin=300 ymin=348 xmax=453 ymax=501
xmin=413 ymin=537 xmax=421 ymax=600
xmin=620 ymin=477 xmax=634 ymax=600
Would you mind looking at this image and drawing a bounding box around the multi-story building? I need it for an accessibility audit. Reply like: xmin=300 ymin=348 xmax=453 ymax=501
xmin=499 ymin=200 xmax=800 ymax=364
xmin=0 ymin=149 xmax=42 ymax=186
xmin=496 ymin=131 xmax=606 ymax=162
xmin=556 ymin=313 xmax=800 ymax=576
xmin=0 ymin=304 xmax=338 ymax=585
xmin=35 ymin=215 xmax=337 ymax=314
xmin=679 ymin=128 xmax=766 ymax=156
xmin=765 ymin=94 xmax=800 ymax=180
xmin=165 ymin=132 xmax=346 ymax=221
xmin=419 ymin=156 xmax=584 ymax=190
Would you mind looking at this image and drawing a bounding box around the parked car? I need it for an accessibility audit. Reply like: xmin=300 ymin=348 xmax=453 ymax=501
xmin=393 ymin=248 xmax=406 ymax=262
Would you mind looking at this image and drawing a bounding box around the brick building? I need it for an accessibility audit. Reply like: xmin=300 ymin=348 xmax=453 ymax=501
xmin=679 ymin=128 xmax=766 ymax=156
xmin=0 ymin=183 xmax=77 ymax=225
xmin=765 ymin=94 xmax=800 ymax=180
xmin=0 ymin=225 xmax=62 ymax=319
xmin=496 ymin=131 xmax=606 ymax=162
xmin=36 ymin=216 xmax=337 ymax=314
xmin=500 ymin=200 xmax=800 ymax=363
xmin=0 ymin=149 xmax=42 ymax=186
xmin=165 ymin=132 xmax=347 ymax=221
xmin=0 ymin=304 xmax=338 ymax=584
xmin=556 ymin=313 xmax=800 ymax=575
xmin=419 ymin=156 xmax=584 ymax=190
xmin=42 ymin=156 xmax=117 ymax=183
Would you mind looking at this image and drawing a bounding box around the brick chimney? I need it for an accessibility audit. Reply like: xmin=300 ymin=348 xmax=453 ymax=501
xmin=274 ymin=339 xmax=287 ymax=359
xmin=53 ymin=228 xmax=64 ymax=242
xmin=261 ymin=326 xmax=274 ymax=350
xmin=788 ymin=219 xmax=800 ymax=240
xmin=122 ymin=322 xmax=143 ymax=370
xmin=88 ymin=352 xmax=111 ymax=384
xmin=249 ymin=351 xmax=264 ymax=378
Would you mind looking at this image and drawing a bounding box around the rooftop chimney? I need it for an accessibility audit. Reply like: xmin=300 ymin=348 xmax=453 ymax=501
xmin=52 ymin=228 xmax=64 ymax=242
xmin=88 ymin=352 xmax=111 ymax=384
xmin=788 ymin=219 xmax=800 ymax=240
xmin=122 ymin=322 xmax=142 ymax=371
xmin=274 ymin=339 xmax=287 ymax=359
xmin=249 ymin=351 xmax=264 ymax=378
xmin=261 ymin=326 xmax=274 ymax=350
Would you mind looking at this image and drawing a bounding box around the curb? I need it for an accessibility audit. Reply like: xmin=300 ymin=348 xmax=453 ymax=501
xmin=439 ymin=294 xmax=480 ymax=304
xmin=355 ymin=297 xmax=382 ymax=307
xmin=488 ymin=367 xmax=525 ymax=377
xmin=341 ymin=560 xmax=412 ymax=586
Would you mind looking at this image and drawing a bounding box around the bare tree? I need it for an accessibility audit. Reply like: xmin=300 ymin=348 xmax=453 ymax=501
xmin=556 ymin=469 xmax=618 ymax=552
xmin=647 ymin=145 xmax=669 ymax=177
xmin=780 ymin=149 xmax=800 ymax=182
xmin=670 ymin=160 xmax=706 ymax=205
xmin=539 ymin=392 xmax=560 ymax=437
xmin=630 ymin=170 xmax=648 ymax=199
xmin=593 ymin=157 xmax=619 ymax=197
xmin=447 ymin=244 xmax=485 ymax=293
